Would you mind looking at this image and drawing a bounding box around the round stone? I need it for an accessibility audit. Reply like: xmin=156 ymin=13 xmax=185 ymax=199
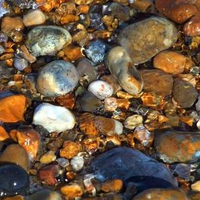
xmin=25 ymin=25 xmax=72 ymax=57
xmin=117 ymin=17 xmax=178 ymax=64
xmin=36 ymin=60 xmax=79 ymax=97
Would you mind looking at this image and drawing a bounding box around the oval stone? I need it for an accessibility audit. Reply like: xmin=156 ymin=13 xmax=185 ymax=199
xmin=117 ymin=17 xmax=178 ymax=64
xmin=25 ymin=25 xmax=72 ymax=57
xmin=36 ymin=60 xmax=79 ymax=97
xmin=107 ymin=46 xmax=143 ymax=95
xmin=154 ymin=131 xmax=200 ymax=163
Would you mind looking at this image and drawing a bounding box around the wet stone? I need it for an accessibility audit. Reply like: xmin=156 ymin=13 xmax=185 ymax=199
xmin=36 ymin=60 xmax=79 ymax=97
xmin=88 ymin=147 xmax=177 ymax=194
xmin=154 ymin=131 xmax=200 ymax=163
xmin=173 ymin=79 xmax=198 ymax=108
xmin=26 ymin=25 xmax=72 ymax=57
xmin=133 ymin=188 xmax=189 ymax=200
xmin=140 ymin=69 xmax=173 ymax=97
xmin=183 ymin=16 xmax=200 ymax=36
xmin=117 ymin=16 xmax=178 ymax=64
xmin=0 ymin=164 xmax=29 ymax=197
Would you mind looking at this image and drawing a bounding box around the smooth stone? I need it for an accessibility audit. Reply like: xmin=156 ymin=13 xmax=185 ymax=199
xmin=183 ymin=16 xmax=200 ymax=36
xmin=25 ymin=189 xmax=62 ymax=200
xmin=140 ymin=69 xmax=173 ymax=97
xmin=107 ymin=46 xmax=143 ymax=95
xmin=0 ymin=144 xmax=30 ymax=171
xmin=154 ymin=131 xmax=200 ymax=163
xmin=70 ymin=155 xmax=84 ymax=171
xmin=36 ymin=60 xmax=79 ymax=97
xmin=26 ymin=25 xmax=72 ymax=57
xmin=88 ymin=80 xmax=113 ymax=100
xmin=0 ymin=164 xmax=29 ymax=197
xmin=88 ymin=147 xmax=177 ymax=193
xmin=32 ymin=103 xmax=75 ymax=133
xmin=153 ymin=50 xmax=186 ymax=75
xmin=23 ymin=9 xmax=46 ymax=27
xmin=14 ymin=55 xmax=29 ymax=71
xmin=60 ymin=184 xmax=83 ymax=199
xmin=173 ymin=79 xmax=198 ymax=108
xmin=133 ymin=188 xmax=189 ymax=200
xmin=117 ymin=17 xmax=178 ymax=64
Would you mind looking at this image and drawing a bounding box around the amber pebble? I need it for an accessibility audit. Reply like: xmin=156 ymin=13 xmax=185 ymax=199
xmin=133 ymin=188 xmax=188 ymax=200
xmin=38 ymin=164 xmax=59 ymax=185
xmin=60 ymin=184 xmax=83 ymax=198
xmin=10 ymin=127 xmax=40 ymax=161
xmin=60 ymin=141 xmax=82 ymax=159
xmin=40 ymin=151 xmax=56 ymax=164
xmin=101 ymin=179 xmax=123 ymax=193
xmin=3 ymin=195 xmax=24 ymax=200
xmin=191 ymin=180 xmax=200 ymax=191
xmin=83 ymin=138 xmax=99 ymax=153
xmin=75 ymin=0 xmax=94 ymax=5
xmin=183 ymin=16 xmax=200 ymax=36
xmin=23 ymin=9 xmax=46 ymax=27
xmin=0 ymin=126 xmax=10 ymax=141
xmin=35 ymin=0 xmax=65 ymax=12
xmin=0 ymin=144 xmax=29 ymax=171
xmin=0 ymin=94 xmax=27 ymax=123
xmin=56 ymin=93 xmax=75 ymax=110
xmin=77 ymin=5 xmax=89 ymax=14
xmin=140 ymin=69 xmax=173 ymax=97
xmin=130 ymin=0 xmax=154 ymax=12
xmin=60 ymin=14 xmax=79 ymax=24
xmin=153 ymin=51 xmax=186 ymax=75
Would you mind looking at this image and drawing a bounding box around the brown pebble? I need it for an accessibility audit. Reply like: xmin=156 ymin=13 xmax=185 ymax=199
xmin=60 ymin=184 xmax=83 ymax=198
xmin=183 ymin=16 xmax=200 ymax=36
xmin=0 ymin=126 xmax=10 ymax=141
xmin=3 ymin=195 xmax=24 ymax=200
xmin=101 ymin=179 xmax=123 ymax=193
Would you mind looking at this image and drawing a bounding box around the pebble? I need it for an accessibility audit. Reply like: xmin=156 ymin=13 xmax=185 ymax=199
xmin=101 ymin=179 xmax=123 ymax=193
xmin=32 ymin=103 xmax=76 ymax=133
xmin=117 ymin=16 xmax=178 ymax=64
xmin=183 ymin=16 xmax=200 ymax=36
xmin=57 ymin=158 xmax=69 ymax=168
xmin=195 ymin=96 xmax=200 ymax=111
xmin=25 ymin=189 xmax=62 ymax=200
xmin=60 ymin=184 xmax=83 ymax=199
xmin=107 ymin=46 xmax=143 ymax=95
xmin=154 ymin=131 xmax=200 ymax=163
xmin=0 ymin=144 xmax=29 ymax=171
xmin=88 ymin=80 xmax=113 ymax=100
xmin=124 ymin=114 xmax=143 ymax=130
xmin=88 ymin=147 xmax=177 ymax=194
xmin=0 ymin=164 xmax=29 ymax=197
xmin=14 ymin=55 xmax=29 ymax=71
xmin=36 ymin=60 xmax=79 ymax=97
xmin=0 ymin=126 xmax=9 ymax=141
xmin=10 ymin=126 xmax=40 ymax=161
xmin=133 ymin=188 xmax=189 ymax=200
xmin=3 ymin=195 xmax=24 ymax=200
xmin=23 ymin=9 xmax=46 ymax=27
xmin=38 ymin=164 xmax=59 ymax=185
xmin=191 ymin=180 xmax=200 ymax=191
xmin=60 ymin=140 xmax=82 ymax=159
xmin=70 ymin=155 xmax=84 ymax=171
xmin=153 ymin=50 xmax=186 ymax=75
xmin=39 ymin=151 xmax=56 ymax=164
xmin=173 ymin=79 xmax=198 ymax=108
xmin=25 ymin=25 xmax=72 ymax=57
xmin=0 ymin=94 xmax=27 ymax=123
xmin=0 ymin=45 xmax=5 ymax=55
xmin=140 ymin=69 xmax=173 ymax=97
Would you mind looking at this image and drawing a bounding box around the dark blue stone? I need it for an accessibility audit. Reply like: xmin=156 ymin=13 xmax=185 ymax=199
xmin=0 ymin=163 xmax=29 ymax=196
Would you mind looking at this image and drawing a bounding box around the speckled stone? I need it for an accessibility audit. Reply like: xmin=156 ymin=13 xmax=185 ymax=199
xmin=117 ymin=17 xmax=178 ymax=64
xmin=173 ymin=79 xmax=198 ymax=108
xmin=26 ymin=25 xmax=72 ymax=57
xmin=36 ymin=60 xmax=79 ymax=97
xmin=140 ymin=69 xmax=173 ymax=97
xmin=133 ymin=188 xmax=189 ymax=200
xmin=154 ymin=131 xmax=200 ymax=163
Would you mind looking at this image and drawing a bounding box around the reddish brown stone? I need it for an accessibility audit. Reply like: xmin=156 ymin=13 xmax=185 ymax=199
xmin=183 ymin=16 xmax=200 ymax=36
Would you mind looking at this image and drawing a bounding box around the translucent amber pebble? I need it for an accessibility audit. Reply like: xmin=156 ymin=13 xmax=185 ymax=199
xmin=0 ymin=126 xmax=10 ymax=141
xmin=0 ymin=95 xmax=27 ymax=123
xmin=60 ymin=184 xmax=83 ymax=198
xmin=75 ymin=0 xmax=94 ymax=5
xmin=101 ymin=179 xmax=123 ymax=193
xmin=60 ymin=14 xmax=79 ymax=24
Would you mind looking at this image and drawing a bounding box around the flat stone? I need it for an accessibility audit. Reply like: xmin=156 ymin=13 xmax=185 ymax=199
xmin=154 ymin=131 xmax=200 ymax=163
xmin=117 ymin=17 xmax=178 ymax=64
xmin=26 ymin=25 xmax=72 ymax=57
xmin=140 ymin=69 xmax=173 ymax=97
xmin=60 ymin=184 xmax=83 ymax=199
xmin=173 ymin=79 xmax=198 ymax=108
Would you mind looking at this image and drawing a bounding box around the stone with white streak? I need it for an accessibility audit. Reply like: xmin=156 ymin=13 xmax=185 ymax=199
xmin=33 ymin=103 xmax=75 ymax=133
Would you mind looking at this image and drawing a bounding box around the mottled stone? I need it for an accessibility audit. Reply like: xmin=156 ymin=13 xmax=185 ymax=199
xmin=117 ymin=17 xmax=178 ymax=64
xmin=107 ymin=46 xmax=143 ymax=95
xmin=153 ymin=51 xmax=186 ymax=75
xmin=36 ymin=60 xmax=79 ymax=97
xmin=39 ymin=151 xmax=56 ymax=164
xmin=133 ymin=188 xmax=189 ymax=200
xmin=173 ymin=79 xmax=198 ymax=108
xmin=154 ymin=131 xmax=200 ymax=163
xmin=0 ymin=144 xmax=29 ymax=171
xmin=26 ymin=25 xmax=72 ymax=57
xmin=140 ymin=69 xmax=173 ymax=97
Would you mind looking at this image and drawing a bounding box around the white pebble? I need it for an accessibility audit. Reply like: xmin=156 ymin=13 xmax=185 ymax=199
xmin=88 ymin=80 xmax=113 ymax=100
xmin=124 ymin=114 xmax=143 ymax=130
xmin=113 ymin=119 xmax=123 ymax=135
xmin=70 ymin=156 xmax=84 ymax=171
xmin=33 ymin=103 xmax=75 ymax=133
